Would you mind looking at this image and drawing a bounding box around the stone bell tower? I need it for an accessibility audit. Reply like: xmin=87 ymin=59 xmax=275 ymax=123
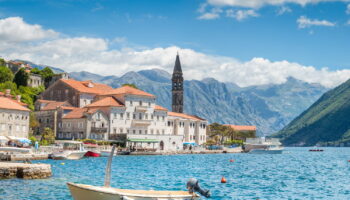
xmin=171 ymin=53 xmax=184 ymax=113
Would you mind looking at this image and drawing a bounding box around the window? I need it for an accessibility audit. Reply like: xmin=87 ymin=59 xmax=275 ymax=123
xmin=148 ymin=102 xmax=151 ymax=107
xmin=133 ymin=114 xmax=136 ymax=119
xmin=114 ymin=113 xmax=117 ymax=118
xmin=193 ymin=136 xmax=196 ymax=140
xmin=162 ymin=130 xmax=164 ymax=135
xmin=156 ymin=130 xmax=159 ymax=134
xmin=151 ymin=129 xmax=154 ymax=134
xmin=58 ymin=123 xmax=62 ymax=128
xmin=126 ymin=112 xmax=130 ymax=119
xmin=114 ymin=128 xmax=117 ymax=134
xmin=139 ymin=101 xmax=142 ymax=106
xmin=130 ymin=101 xmax=133 ymax=106
xmin=127 ymin=129 xmax=129 ymax=133
xmin=67 ymin=123 xmax=71 ymax=128
xmin=139 ymin=130 xmax=142 ymax=134
xmin=120 ymin=113 xmax=124 ymax=119
xmin=47 ymin=118 xmax=50 ymax=123
xmin=120 ymin=128 xmax=123 ymax=133
xmin=145 ymin=114 xmax=148 ymax=119
xmin=168 ymin=121 xmax=171 ymax=126
xmin=151 ymin=114 xmax=154 ymax=120
xmin=145 ymin=130 xmax=148 ymax=134
xmin=139 ymin=113 xmax=142 ymax=119
xmin=157 ymin=116 xmax=159 ymax=121
xmin=133 ymin=130 xmax=136 ymax=134
xmin=162 ymin=116 xmax=165 ymax=121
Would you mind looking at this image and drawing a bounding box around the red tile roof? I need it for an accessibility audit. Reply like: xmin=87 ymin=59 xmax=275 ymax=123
xmin=155 ymin=105 xmax=168 ymax=111
xmin=86 ymin=97 xmax=124 ymax=108
xmin=0 ymin=97 xmax=30 ymax=111
xmin=41 ymin=101 xmax=68 ymax=111
xmin=102 ymin=86 xmax=155 ymax=98
xmin=168 ymin=112 xmax=204 ymax=121
xmin=61 ymin=79 xmax=113 ymax=94
xmin=63 ymin=107 xmax=101 ymax=119
xmin=225 ymin=125 xmax=257 ymax=131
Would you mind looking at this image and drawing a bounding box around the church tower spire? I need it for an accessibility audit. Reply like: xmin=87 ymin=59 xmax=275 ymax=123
xmin=172 ymin=53 xmax=184 ymax=113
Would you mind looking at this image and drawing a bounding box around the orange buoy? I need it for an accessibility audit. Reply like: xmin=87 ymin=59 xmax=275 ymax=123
xmin=230 ymin=159 xmax=234 ymax=162
xmin=221 ymin=176 xmax=227 ymax=183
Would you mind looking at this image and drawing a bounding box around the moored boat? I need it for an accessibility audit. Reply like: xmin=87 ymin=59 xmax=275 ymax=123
xmin=244 ymin=138 xmax=284 ymax=154
xmin=67 ymin=145 xmax=210 ymax=200
xmin=84 ymin=143 xmax=101 ymax=157
xmin=51 ymin=141 xmax=87 ymax=160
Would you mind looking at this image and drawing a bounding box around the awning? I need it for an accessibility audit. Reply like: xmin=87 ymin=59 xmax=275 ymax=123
xmin=127 ymin=139 xmax=159 ymax=143
xmin=183 ymin=142 xmax=197 ymax=145
xmin=5 ymin=136 xmax=31 ymax=144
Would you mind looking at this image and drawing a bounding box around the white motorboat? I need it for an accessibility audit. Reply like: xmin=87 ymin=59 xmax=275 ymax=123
xmin=52 ymin=141 xmax=87 ymax=160
xmin=67 ymin=145 xmax=209 ymax=200
xmin=0 ymin=147 xmax=32 ymax=153
xmin=244 ymin=138 xmax=284 ymax=154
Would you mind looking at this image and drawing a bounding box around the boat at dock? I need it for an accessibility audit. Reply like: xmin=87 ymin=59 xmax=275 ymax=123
xmin=67 ymin=145 xmax=209 ymax=200
xmin=84 ymin=143 xmax=101 ymax=157
xmin=51 ymin=141 xmax=87 ymax=160
xmin=244 ymin=138 xmax=284 ymax=154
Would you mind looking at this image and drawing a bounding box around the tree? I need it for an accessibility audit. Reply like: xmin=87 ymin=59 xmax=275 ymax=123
xmin=29 ymin=112 xmax=40 ymax=134
xmin=14 ymin=68 xmax=29 ymax=87
xmin=41 ymin=127 xmax=55 ymax=145
xmin=0 ymin=66 xmax=14 ymax=83
xmin=40 ymin=67 xmax=54 ymax=86
xmin=0 ymin=58 xmax=5 ymax=66
xmin=122 ymin=83 xmax=138 ymax=89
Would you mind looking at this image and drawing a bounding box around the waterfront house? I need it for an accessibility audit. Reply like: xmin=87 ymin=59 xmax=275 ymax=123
xmin=0 ymin=96 xmax=30 ymax=139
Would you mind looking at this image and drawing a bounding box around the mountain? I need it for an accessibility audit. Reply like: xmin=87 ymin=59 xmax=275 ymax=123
xmin=273 ymin=79 xmax=350 ymax=146
xmin=70 ymin=69 xmax=328 ymax=136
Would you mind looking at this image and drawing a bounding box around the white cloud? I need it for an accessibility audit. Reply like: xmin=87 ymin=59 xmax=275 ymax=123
xmin=347 ymin=4 xmax=350 ymax=14
xmin=207 ymin=0 xmax=350 ymax=9
xmin=226 ymin=9 xmax=259 ymax=20
xmin=197 ymin=7 xmax=222 ymax=20
xmin=1 ymin=16 xmax=350 ymax=88
xmin=277 ymin=6 xmax=292 ymax=15
xmin=297 ymin=16 xmax=335 ymax=28
xmin=198 ymin=12 xmax=221 ymax=20
xmin=0 ymin=17 xmax=58 ymax=42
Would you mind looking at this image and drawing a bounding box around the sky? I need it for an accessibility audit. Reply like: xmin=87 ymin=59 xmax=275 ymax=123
xmin=0 ymin=0 xmax=350 ymax=88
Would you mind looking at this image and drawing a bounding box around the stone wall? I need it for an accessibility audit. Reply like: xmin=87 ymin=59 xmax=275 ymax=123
xmin=0 ymin=162 xmax=51 ymax=179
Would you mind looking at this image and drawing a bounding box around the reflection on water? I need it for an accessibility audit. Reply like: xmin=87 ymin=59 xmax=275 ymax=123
xmin=1 ymin=147 xmax=350 ymax=199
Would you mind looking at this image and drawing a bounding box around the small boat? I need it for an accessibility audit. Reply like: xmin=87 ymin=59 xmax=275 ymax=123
xmin=245 ymin=137 xmax=284 ymax=154
xmin=67 ymin=145 xmax=210 ymax=200
xmin=309 ymin=149 xmax=324 ymax=152
xmin=84 ymin=143 xmax=101 ymax=157
xmin=52 ymin=141 xmax=87 ymax=160
xmin=0 ymin=147 xmax=32 ymax=153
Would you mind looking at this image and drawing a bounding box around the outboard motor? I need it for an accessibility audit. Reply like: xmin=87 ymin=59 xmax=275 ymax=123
xmin=187 ymin=178 xmax=211 ymax=198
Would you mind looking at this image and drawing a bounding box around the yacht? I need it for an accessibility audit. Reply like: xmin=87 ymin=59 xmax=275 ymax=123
xmin=244 ymin=138 xmax=284 ymax=154
xmin=51 ymin=141 xmax=87 ymax=160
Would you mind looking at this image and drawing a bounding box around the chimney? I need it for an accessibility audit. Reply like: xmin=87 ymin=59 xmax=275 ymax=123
xmin=16 ymin=95 xmax=21 ymax=102
xmin=5 ymin=89 xmax=11 ymax=97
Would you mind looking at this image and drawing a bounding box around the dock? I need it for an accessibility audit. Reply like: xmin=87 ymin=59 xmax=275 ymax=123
xmin=0 ymin=162 xmax=52 ymax=179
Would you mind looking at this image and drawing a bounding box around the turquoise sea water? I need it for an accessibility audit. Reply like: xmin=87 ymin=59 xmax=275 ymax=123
xmin=1 ymin=147 xmax=350 ymax=200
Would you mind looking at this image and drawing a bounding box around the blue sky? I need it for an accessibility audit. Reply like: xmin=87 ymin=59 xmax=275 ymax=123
xmin=0 ymin=0 xmax=349 ymax=87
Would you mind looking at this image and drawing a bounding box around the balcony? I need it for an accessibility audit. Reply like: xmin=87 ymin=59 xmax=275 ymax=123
xmin=132 ymin=119 xmax=152 ymax=126
xmin=91 ymin=127 xmax=108 ymax=133
xmin=135 ymin=106 xmax=148 ymax=112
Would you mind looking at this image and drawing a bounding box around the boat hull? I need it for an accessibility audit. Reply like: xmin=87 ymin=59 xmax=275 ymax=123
xmin=52 ymin=151 xmax=87 ymax=160
xmin=67 ymin=182 xmax=199 ymax=200
xmin=85 ymin=151 xmax=101 ymax=157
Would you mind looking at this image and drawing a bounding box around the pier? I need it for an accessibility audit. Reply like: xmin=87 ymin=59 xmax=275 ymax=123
xmin=0 ymin=162 xmax=52 ymax=179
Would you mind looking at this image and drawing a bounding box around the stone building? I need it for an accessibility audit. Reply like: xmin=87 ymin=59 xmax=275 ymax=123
xmin=60 ymin=107 xmax=109 ymax=140
xmin=47 ymin=72 xmax=69 ymax=88
xmin=27 ymin=74 xmax=43 ymax=88
xmin=34 ymin=100 xmax=75 ymax=136
xmin=0 ymin=96 xmax=30 ymax=139
xmin=39 ymin=79 xmax=113 ymax=107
